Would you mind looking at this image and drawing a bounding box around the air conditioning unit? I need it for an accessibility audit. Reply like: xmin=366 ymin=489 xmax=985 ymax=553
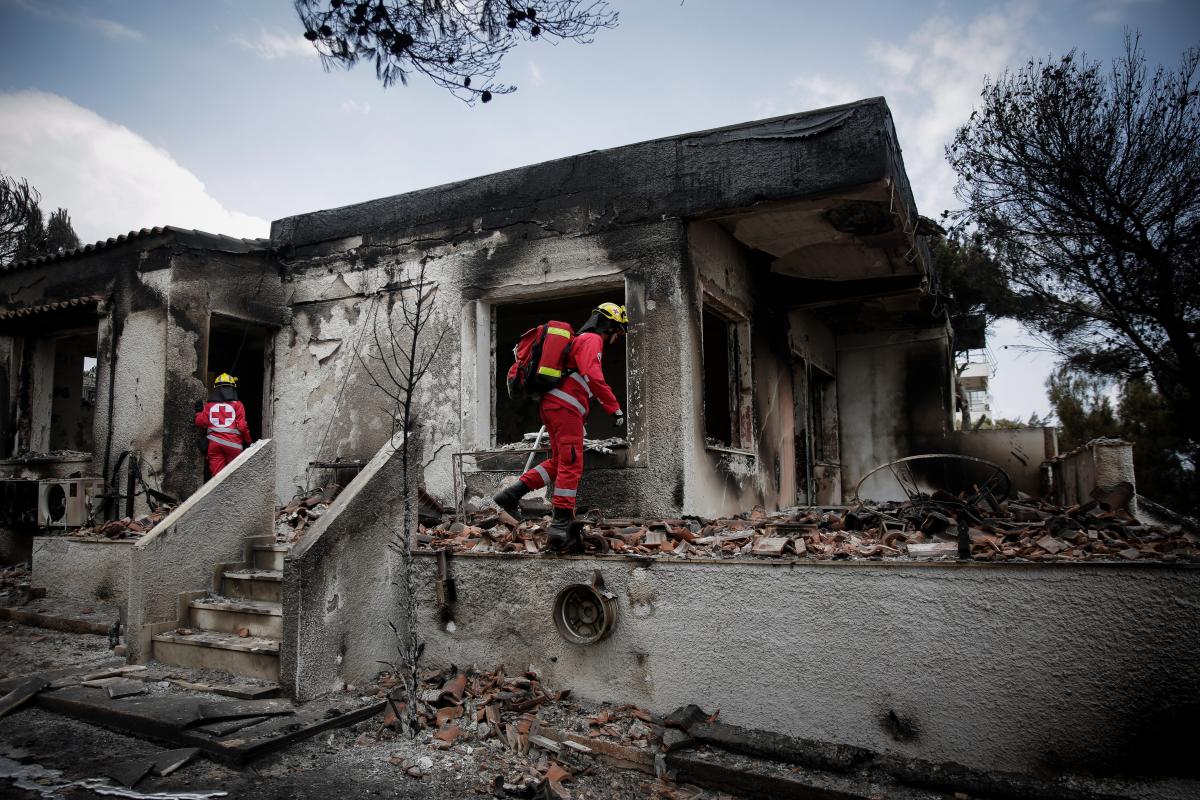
xmin=38 ymin=478 xmax=104 ymax=529
xmin=0 ymin=480 xmax=40 ymax=528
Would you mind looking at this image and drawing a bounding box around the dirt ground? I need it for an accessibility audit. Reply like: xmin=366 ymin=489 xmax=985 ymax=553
xmin=0 ymin=707 xmax=671 ymax=799
xmin=0 ymin=622 xmax=114 ymax=679
xmin=0 ymin=621 xmax=708 ymax=799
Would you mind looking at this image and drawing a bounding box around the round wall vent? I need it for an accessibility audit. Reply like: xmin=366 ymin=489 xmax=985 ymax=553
xmin=552 ymin=570 xmax=618 ymax=645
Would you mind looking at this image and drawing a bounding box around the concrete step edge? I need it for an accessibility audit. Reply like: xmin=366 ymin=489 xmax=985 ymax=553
xmin=191 ymin=597 xmax=283 ymax=616
xmin=153 ymin=630 xmax=280 ymax=655
xmin=222 ymin=570 xmax=282 ymax=582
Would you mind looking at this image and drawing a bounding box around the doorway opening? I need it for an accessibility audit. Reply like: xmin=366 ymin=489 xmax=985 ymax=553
xmin=206 ymin=316 xmax=272 ymax=441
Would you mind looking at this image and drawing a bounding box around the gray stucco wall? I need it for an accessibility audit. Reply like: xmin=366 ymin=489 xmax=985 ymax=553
xmin=281 ymin=431 xmax=421 ymax=701
xmin=126 ymin=439 xmax=275 ymax=662
xmin=31 ymin=537 xmax=132 ymax=605
xmin=409 ymin=553 xmax=1200 ymax=777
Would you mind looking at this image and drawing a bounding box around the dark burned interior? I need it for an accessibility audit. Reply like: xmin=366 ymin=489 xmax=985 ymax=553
xmin=701 ymin=306 xmax=733 ymax=447
xmin=207 ymin=316 xmax=271 ymax=442
xmin=494 ymin=290 xmax=627 ymax=446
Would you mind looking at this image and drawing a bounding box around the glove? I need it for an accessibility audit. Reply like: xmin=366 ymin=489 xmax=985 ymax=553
xmin=613 ymin=409 xmax=626 ymax=428
xmin=194 ymin=400 xmax=204 ymax=412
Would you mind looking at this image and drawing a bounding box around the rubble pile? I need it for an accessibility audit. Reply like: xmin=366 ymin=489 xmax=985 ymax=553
xmin=422 ymin=482 xmax=1199 ymax=564
xmin=274 ymin=484 xmax=341 ymax=543
xmin=367 ymin=666 xmax=660 ymax=798
xmin=73 ymin=508 xmax=173 ymax=540
xmin=0 ymin=562 xmax=38 ymax=605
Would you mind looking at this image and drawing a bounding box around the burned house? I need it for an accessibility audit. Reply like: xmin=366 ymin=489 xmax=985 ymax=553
xmin=2 ymin=99 xmax=1194 ymax=780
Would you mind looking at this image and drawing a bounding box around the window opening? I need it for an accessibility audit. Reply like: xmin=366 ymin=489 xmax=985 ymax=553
xmin=494 ymin=290 xmax=627 ymax=446
xmin=49 ymin=331 xmax=98 ymax=452
xmin=702 ymin=306 xmax=733 ymax=447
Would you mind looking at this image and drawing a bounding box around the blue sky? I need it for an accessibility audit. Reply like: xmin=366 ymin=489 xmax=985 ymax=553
xmin=1 ymin=0 xmax=1197 ymax=420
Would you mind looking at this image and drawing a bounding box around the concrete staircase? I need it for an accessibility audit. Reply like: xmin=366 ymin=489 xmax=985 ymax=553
xmin=150 ymin=543 xmax=289 ymax=682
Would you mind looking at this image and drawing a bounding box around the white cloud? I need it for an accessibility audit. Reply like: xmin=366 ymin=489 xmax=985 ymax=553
xmin=528 ymin=60 xmax=545 ymax=88
xmin=80 ymin=15 xmax=142 ymax=41
xmin=339 ymin=99 xmax=371 ymax=114
xmin=0 ymin=91 xmax=269 ymax=243
xmin=8 ymin=0 xmax=143 ymax=41
xmin=233 ymin=28 xmax=317 ymax=60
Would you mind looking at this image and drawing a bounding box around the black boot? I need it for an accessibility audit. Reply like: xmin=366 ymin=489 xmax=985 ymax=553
xmin=492 ymin=482 xmax=529 ymax=520
xmin=546 ymin=507 xmax=574 ymax=550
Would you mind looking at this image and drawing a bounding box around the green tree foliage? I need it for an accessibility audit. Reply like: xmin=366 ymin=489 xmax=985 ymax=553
xmin=295 ymin=1 xmax=618 ymax=103
xmin=930 ymin=232 xmax=1016 ymax=323
xmin=0 ymin=171 xmax=82 ymax=265
xmin=948 ymin=36 xmax=1200 ymax=444
xmin=1047 ymin=367 xmax=1198 ymax=514
xmin=1046 ymin=366 xmax=1119 ymax=449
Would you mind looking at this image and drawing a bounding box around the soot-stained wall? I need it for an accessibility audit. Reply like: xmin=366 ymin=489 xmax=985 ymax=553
xmin=410 ymin=553 xmax=1200 ymax=779
xmin=837 ymin=327 xmax=954 ymax=501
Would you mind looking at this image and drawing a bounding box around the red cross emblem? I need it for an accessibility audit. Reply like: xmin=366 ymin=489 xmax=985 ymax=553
xmin=208 ymin=403 xmax=236 ymax=428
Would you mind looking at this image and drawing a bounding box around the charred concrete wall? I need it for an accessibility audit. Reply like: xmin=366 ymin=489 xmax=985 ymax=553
xmin=281 ymin=431 xmax=420 ymax=701
xmin=410 ymin=553 xmax=1200 ymax=778
xmin=837 ymin=327 xmax=954 ymax=501
xmin=0 ymin=236 xmax=279 ymax=512
xmin=31 ymin=537 xmax=130 ymax=605
xmin=684 ymin=221 xmax=795 ymax=516
xmin=127 ymin=439 xmax=275 ymax=663
xmin=269 ymin=100 xmax=918 ymax=517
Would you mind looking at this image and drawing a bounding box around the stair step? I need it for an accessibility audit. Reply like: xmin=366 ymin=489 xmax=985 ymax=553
xmin=221 ymin=570 xmax=282 ymax=603
xmin=189 ymin=596 xmax=283 ymax=639
xmin=223 ymin=569 xmax=282 ymax=582
xmin=250 ymin=545 xmax=289 ymax=571
xmin=152 ymin=630 xmax=280 ymax=682
xmin=155 ymin=629 xmax=280 ymax=653
xmin=191 ymin=596 xmax=282 ymax=615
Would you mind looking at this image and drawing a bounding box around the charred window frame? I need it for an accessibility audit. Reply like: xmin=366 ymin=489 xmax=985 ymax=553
xmin=701 ymin=294 xmax=752 ymax=452
xmin=463 ymin=274 xmax=644 ymax=469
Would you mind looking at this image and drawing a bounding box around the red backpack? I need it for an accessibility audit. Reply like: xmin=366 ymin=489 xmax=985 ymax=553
xmin=507 ymin=320 xmax=574 ymax=400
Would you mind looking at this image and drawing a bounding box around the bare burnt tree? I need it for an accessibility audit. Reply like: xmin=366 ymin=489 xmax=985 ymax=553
xmin=0 ymin=172 xmax=43 ymax=264
xmin=947 ymin=35 xmax=1200 ymax=443
xmin=294 ymin=0 xmax=617 ymax=102
xmin=356 ymin=260 xmax=449 ymax=735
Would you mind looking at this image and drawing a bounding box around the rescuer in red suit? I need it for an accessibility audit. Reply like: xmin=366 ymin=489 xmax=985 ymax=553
xmin=194 ymin=373 xmax=252 ymax=477
xmin=493 ymin=302 xmax=628 ymax=548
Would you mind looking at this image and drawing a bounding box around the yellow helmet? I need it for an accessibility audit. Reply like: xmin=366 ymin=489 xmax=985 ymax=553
xmin=213 ymin=373 xmax=238 ymax=387
xmin=595 ymin=302 xmax=629 ymax=328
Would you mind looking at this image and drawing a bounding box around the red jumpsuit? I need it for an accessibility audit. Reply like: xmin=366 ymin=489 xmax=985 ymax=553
xmin=195 ymin=400 xmax=252 ymax=477
xmin=517 ymin=331 xmax=621 ymax=511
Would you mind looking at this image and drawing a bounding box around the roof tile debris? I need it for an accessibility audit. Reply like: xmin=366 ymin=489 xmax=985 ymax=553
xmin=425 ymin=481 xmax=1199 ymax=564
xmin=369 ymin=666 xmax=661 ymax=795
xmin=274 ymin=483 xmax=342 ymax=543
xmin=72 ymin=508 xmax=173 ymax=541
